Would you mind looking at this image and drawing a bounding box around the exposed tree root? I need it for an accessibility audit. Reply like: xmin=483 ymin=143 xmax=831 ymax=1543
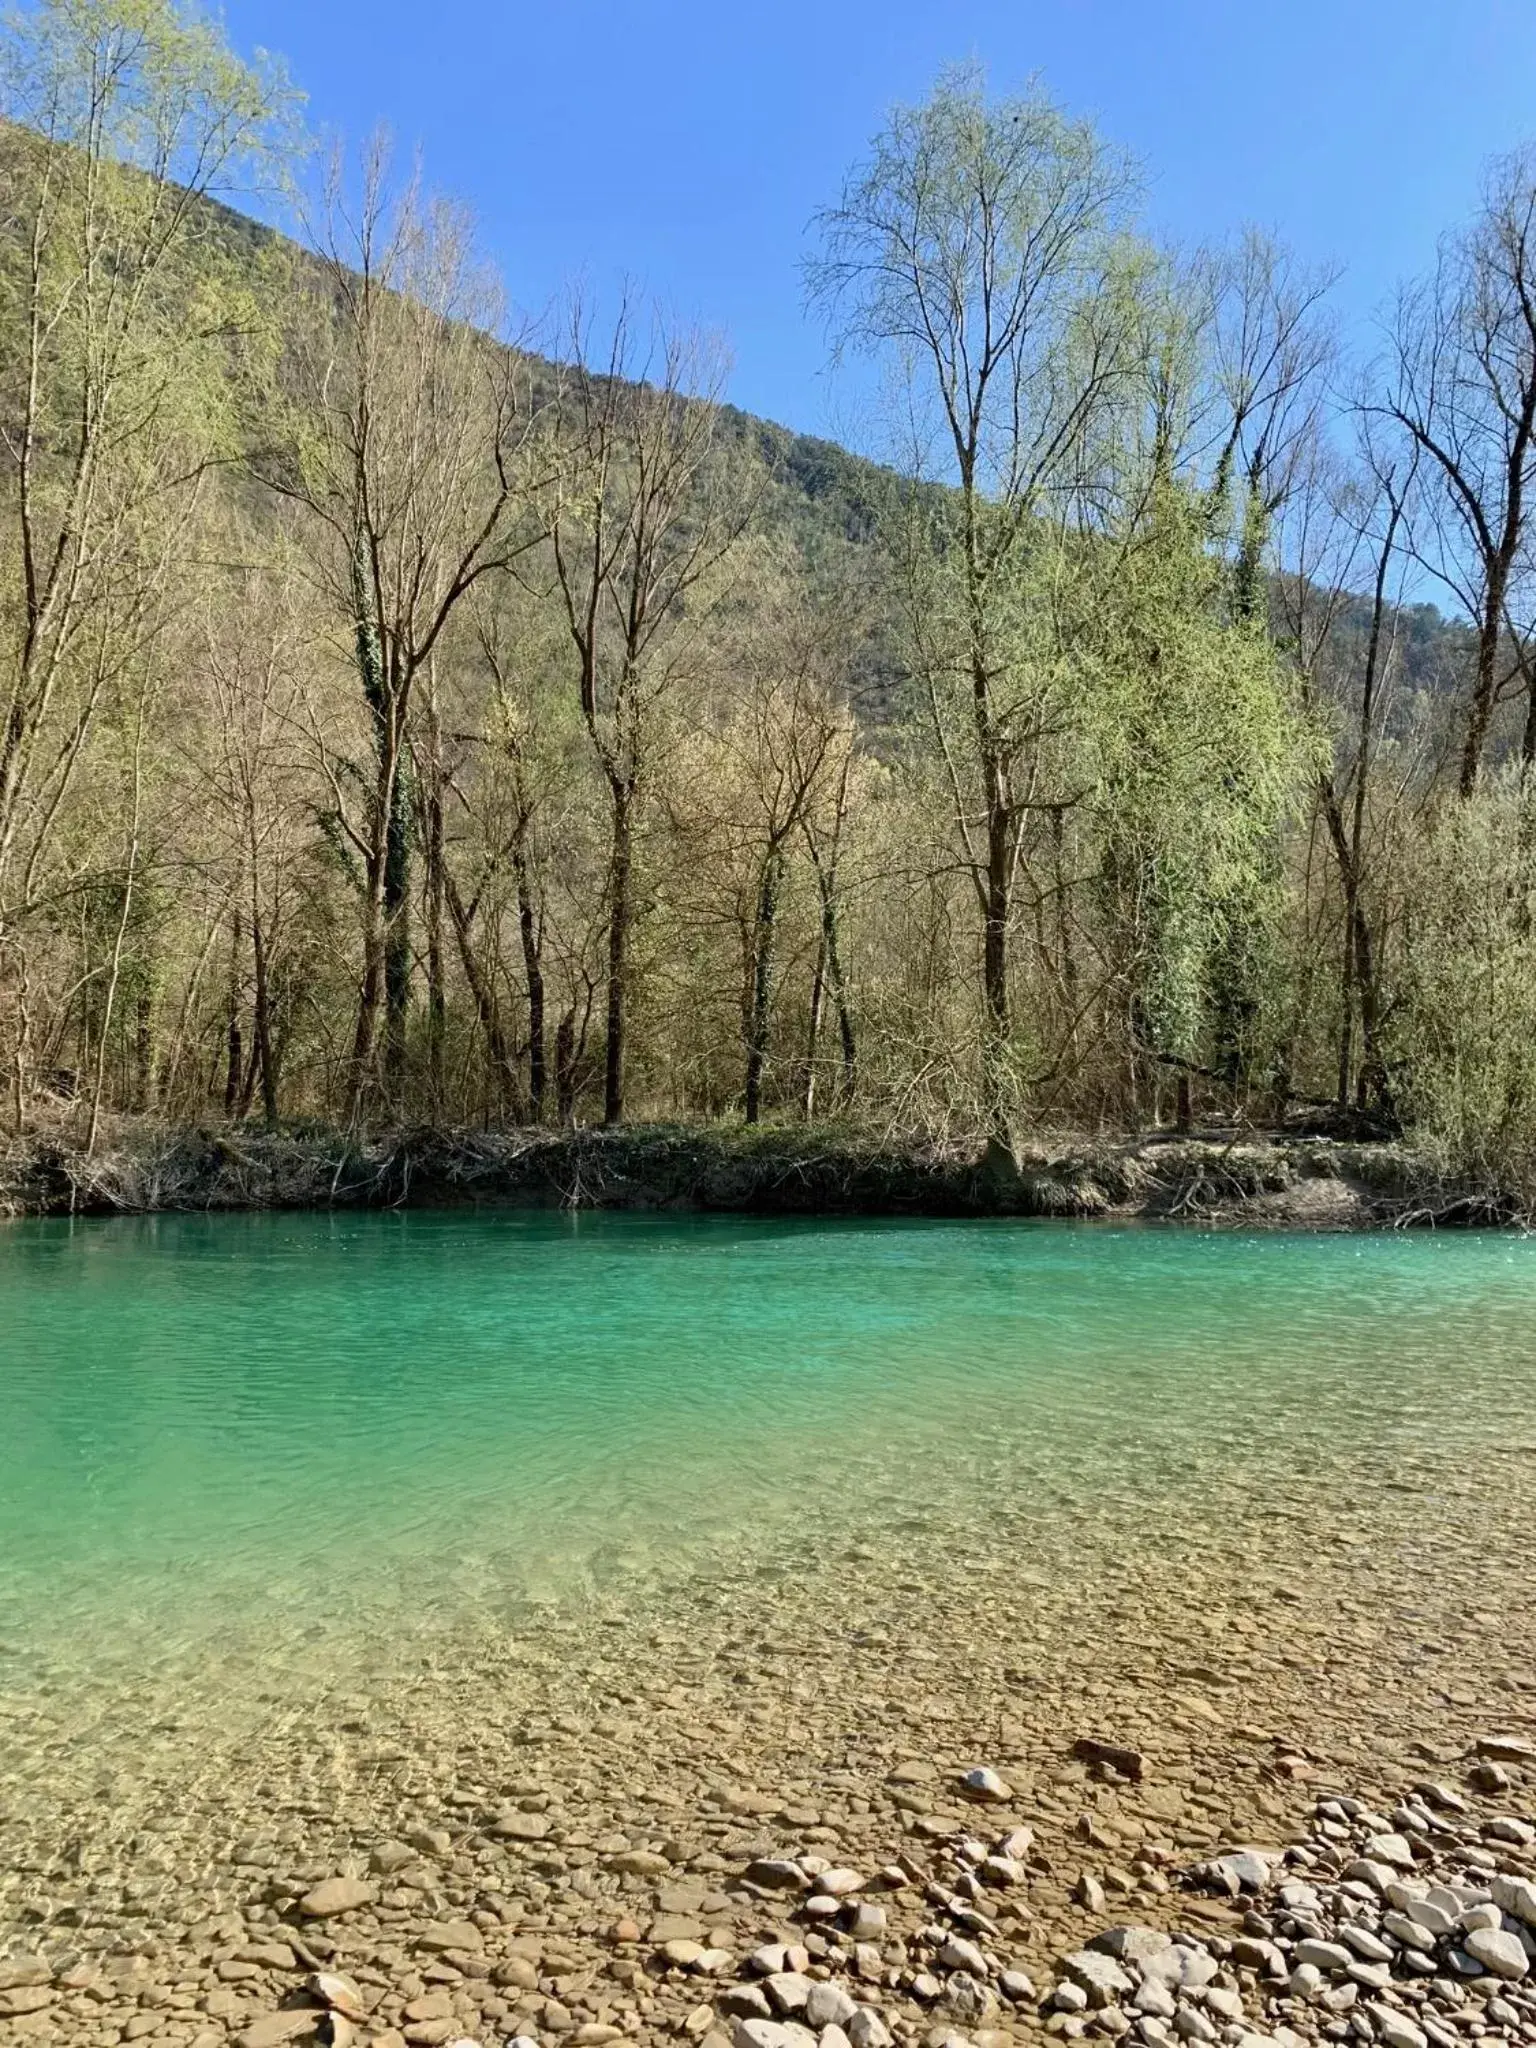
xmin=0 ymin=1115 xmax=1514 ymax=1227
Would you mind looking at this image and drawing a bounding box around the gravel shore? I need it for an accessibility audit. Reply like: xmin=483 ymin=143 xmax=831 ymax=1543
xmin=2 ymin=1405 xmax=1533 ymax=2048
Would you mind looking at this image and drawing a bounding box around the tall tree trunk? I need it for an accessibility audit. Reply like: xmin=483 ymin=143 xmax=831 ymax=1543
xmin=1050 ymin=804 xmax=1078 ymax=1057
xmin=962 ymin=467 xmax=1014 ymax=1137
xmin=1232 ymin=458 xmax=1269 ymax=625
xmin=349 ymin=888 xmax=383 ymax=1113
xmin=424 ymin=775 xmax=446 ymax=1110
xmin=88 ymin=877 xmax=134 ymax=1154
xmin=982 ymin=791 xmax=1010 ymax=1056
xmin=803 ymin=892 xmax=857 ymax=1113
xmin=803 ymin=933 xmax=827 ymax=1122
xmin=1336 ymin=896 xmax=1357 ymax=1111
xmin=161 ymin=911 xmax=223 ymax=1116
xmin=382 ymin=741 xmax=411 ymax=1097
xmin=1521 ymin=662 xmax=1536 ymax=778
xmin=603 ymin=784 xmax=633 ymax=1127
xmin=6 ymin=942 xmax=31 ymax=1135
xmin=1175 ymin=1070 xmax=1192 ymax=1133
xmin=803 ymin=769 xmax=856 ymax=1112
xmin=251 ymin=907 xmax=278 ymax=1123
xmin=87 ymin=716 xmax=145 ymax=1156
xmin=556 ymin=1009 xmax=578 ymax=1124
xmin=511 ymin=826 xmax=546 ymax=1122
xmin=351 ymin=533 xmax=413 ymax=1114
xmin=971 ymin=630 xmax=1013 ymax=1132
xmin=745 ymin=843 xmax=783 ymax=1125
xmin=825 ymin=889 xmax=856 ymax=1109
xmin=350 ymin=541 xmax=388 ymax=1113
xmin=443 ymin=869 xmax=522 ymax=1114
xmin=134 ymin=984 xmax=155 ymax=1112
xmin=1337 ymin=489 xmax=1399 ymax=1109
xmin=1460 ymin=567 xmax=1508 ymax=797
xmin=224 ymin=902 xmax=244 ymax=1118
xmin=1353 ymin=906 xmax=1384 ymax=1112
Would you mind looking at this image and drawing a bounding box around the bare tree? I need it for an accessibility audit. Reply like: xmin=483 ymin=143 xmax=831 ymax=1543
xmin=0 ymin=0 xmax=289 ymax=1125
xmin=544 ymin=310 xmax=744 ymax=1126
xmin=1204 ymin=233 xmax=1339 ymax=615
xmin=195 ymin=536 xmax=316 ymax=1124
xmin=259 ymin=139 xmax=544 ymax=1114
xmin=1274 ymin=420 xmax=1417 ymax=1114
xmin=432 ymin=588 xmax=570 ymax=1121
xmin=711 ymin=563 xmax=856 ymax=1124
xmin=1379 ymin=148 xmax=1536 ymax=792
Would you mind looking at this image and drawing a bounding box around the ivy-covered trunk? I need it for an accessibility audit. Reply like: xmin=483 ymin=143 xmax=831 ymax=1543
xmin=350 ymin=537 xmax=412 ymax=1111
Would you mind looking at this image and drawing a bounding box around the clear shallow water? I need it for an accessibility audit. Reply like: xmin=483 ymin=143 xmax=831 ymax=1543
xmin=2 ymin=1211 xmax=1535 ymax=1671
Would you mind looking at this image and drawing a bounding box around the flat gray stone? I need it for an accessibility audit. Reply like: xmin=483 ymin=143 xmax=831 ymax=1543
xmin=1383 ymin=1912 xmax=1437 ymax=1953
xmin=1174 ymin=2008 xmax=1218 ymax=2043
xmin=1492 ymin=1875 xmax=1536 ymax=1929
xmin=493 ymin=1810 xmax=552 ymax=1840
xmin=732 ymin=2022 xmax=803 ymax=2048
xmin=1369 ymin=2006 xmax=1427 ymax=2048
xmin=1133 ymin=1978 xmax=1177 ymax=2018
xmin=1140 ymin=1947 xmax=1219 ymax=1992
xmin=1362 ymin=1834 xmax=1417 ymax=1871
xmin=1474 ymin=1736 xmax=1536 ymax=1764
xmin=720 ymin=1985 xmax=774 ymax=2020
xmin=1464 ymin=1927 xmax=1528 ymax=1980
xmin=416 ymin=1920 xmax=482 ymax=1953
xmin=1060 ymin=1951 xmax=1133 ymax=2005
xmin=764 ymin=1972 xmax=815 ymax=2016
xmin=1212 ymin=1852 xmax=1274 ymax=1892
xmin=1293 ymin=1941 xmax=1352 ymax=1975
xmin=1339 ymin=1927 xmax=1393 ymax=1964
xmin=1091 ymin=1928 xmax=1173 ymax=1963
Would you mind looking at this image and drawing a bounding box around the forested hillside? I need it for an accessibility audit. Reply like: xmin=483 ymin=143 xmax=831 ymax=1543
xmin=4 ymin=1 xmax=1536 ymax=1194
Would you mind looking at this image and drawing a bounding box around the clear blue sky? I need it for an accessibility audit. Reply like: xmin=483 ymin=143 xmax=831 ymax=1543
xmin=219 ymin=0 xmax=1536 ymax=443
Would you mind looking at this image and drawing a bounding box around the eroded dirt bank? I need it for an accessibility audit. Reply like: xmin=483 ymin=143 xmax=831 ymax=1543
xmin=0 ymin=1122 xmax=1501 ymax=1227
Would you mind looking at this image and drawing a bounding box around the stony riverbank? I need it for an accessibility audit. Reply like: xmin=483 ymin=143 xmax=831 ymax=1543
xmin=0 ymin=1120 xmax=1500 ymax=1227
xmin=2 ymin=1394 xmax=1533 ymax=2048
xmin=9 ymin=1750 xmax=1531 ymax=2048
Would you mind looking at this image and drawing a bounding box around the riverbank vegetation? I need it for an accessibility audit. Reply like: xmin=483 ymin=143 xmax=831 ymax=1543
xmin=4 ymin=2 xmax=1536 ymax=1199
xmin=1 ymin=1116 xmax=1471 ymax=1228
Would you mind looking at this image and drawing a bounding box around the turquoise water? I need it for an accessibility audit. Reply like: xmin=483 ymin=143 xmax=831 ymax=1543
xmin=2 ymin=1211 xmax=1535 ymax=1671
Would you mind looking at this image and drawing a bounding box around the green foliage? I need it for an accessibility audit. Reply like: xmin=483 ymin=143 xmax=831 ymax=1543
xmin=1 ymin=27 xmax=1531 ymax=1183
xmin=1087 ymin=471 xmax=1308 ymax=1067
xmin=1392 ymin=785 xmax=1536 ymax=1193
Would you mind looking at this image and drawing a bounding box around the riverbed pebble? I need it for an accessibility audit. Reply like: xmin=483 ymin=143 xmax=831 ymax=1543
xmin=2 ymin=1396 xmax=1534 ymax=2048
xmin=1027 ymin=1786 xmax=1536 ymax=2048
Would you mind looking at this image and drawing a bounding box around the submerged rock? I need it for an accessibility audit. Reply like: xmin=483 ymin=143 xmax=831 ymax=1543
xmin=237 ymin=2015 xmax=322 ymax=2048
xmin=297 ymin=1876 xmax=375 ymax=1919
